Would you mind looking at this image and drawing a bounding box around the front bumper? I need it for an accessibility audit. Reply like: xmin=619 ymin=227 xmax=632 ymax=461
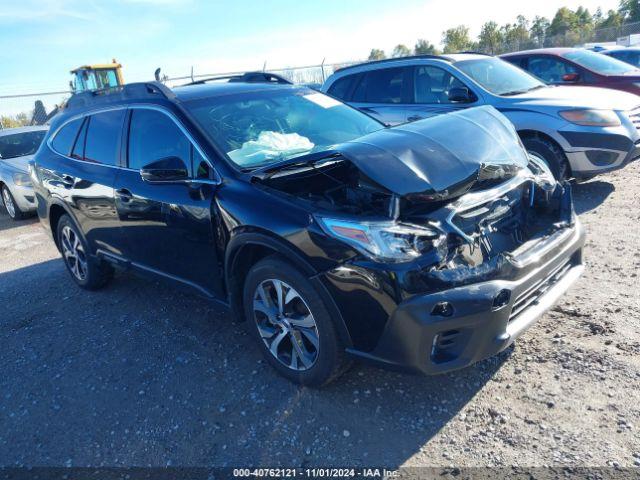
xmin=3 ymin=182 xmax=37 ymax=212
xmin=559 ymin=115 xmax=640 ymax=178
xmin=345 ymin=221 xmax=585 ymax=375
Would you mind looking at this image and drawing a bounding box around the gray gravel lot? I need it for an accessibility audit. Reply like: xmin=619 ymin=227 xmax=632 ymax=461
xmin=0 ymin=163 xmax=639 ymax=469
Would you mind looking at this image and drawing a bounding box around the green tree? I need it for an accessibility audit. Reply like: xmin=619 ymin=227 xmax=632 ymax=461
xmin=619 ymin=0 xmax=640 ymax=22
xmin=391 ymin=44 xmax=411 ymax=57
xmin=368 ymin=48 xmax=386 ymax=60
xmin=414 ymin=39 xmax=439 ymax=55
xmin=0 ymin=113 xmax=29 ymax=129
xmin=596 ymin=9 xmax=624 ymax=28
xmin=530 ymin=16 xmax=550 ymax=46
xmin=442 ymin=25 xmax=473 ymax=53
xmin=547 ymin=7 xmax=579 ymax=37
xmin=478 ymin=21 xmax=503 ymax=54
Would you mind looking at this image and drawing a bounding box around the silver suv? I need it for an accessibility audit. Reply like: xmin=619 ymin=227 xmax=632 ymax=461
xmin=322 ymin=53 xmax=640 ymax=180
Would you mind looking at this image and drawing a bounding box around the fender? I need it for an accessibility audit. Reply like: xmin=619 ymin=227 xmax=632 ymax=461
xmin=225 ymin=230 xmax=353 ymax=348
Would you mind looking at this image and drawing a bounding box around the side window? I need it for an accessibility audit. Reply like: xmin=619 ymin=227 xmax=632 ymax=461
xmin=128 ymin=109 xmax=191 ymax=173
xmin=84 ymin=110 xmax=126 ymax=165
xmin=51 ymin=118 xmax=83 ymax=156
xmin=528 ymin=57 xmax=578 ymax=83
xmin=326 ymin=75 xmax=356 ymax=100
xmin=70 ymin=118 xmax=88 ymax=160
xmin=352 ymin=67 xmax=409 ymax=104
xmin=413 ymin=66 xmax=470 ymax=104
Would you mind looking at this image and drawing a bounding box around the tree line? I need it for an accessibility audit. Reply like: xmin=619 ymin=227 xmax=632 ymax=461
xmin=368 ymin=0 xmax=640 ymax=59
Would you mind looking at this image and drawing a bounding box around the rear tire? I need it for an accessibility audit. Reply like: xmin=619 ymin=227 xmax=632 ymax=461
xmin=522 ymin=136 xmax=570 ymax=180
xmin=243 ymin=256 xmax=350 ymax=386
xmin=1 ymin=185 xmax=25 ymax=221
xmin=56 ymin=214 xmax=113 ymax=290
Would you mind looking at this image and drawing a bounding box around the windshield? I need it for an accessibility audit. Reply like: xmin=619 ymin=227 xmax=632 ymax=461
xmin=0 ymin=130 xmax=47 ymax=159
xmin=456 ymin=57 xmax=545 ymax=96
xmin=185 ymin=88 xmax=383 ymax=169
xmin=563 ymin=49 xmax=638 ymax=75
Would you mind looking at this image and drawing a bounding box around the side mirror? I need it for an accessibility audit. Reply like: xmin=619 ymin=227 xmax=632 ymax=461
xmin=140 ymin=156 xmax=189 ymax=183
xmin=448 ymin=87 xmax=473 ymax=103
xmin=562 ymin=73 xmax=580 ymax=82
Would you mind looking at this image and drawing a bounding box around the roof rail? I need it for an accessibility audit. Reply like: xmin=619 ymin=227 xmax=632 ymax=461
xmin=455 ymin=51 xmax=493 ymax=56
xmin=65 ymin=81 xmax=175 ymax=110
xmin=334 ymin=54 xmax=454 ymax=74
xmin=181 ymin=71 xmax=292 ymax=87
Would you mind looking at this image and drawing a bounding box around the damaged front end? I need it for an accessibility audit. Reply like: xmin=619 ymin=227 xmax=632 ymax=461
xmin=251 ymin=106 xmax=585 ymax=372
xmin=253 ymin=106 xmax=576 ymax=288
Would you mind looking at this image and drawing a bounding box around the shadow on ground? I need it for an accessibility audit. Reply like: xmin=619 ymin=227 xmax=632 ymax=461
xmin=0 ymin=258 xmax=511 ymax=468
xmin=0 ymin=210 xmax=38 ymax=233
xmin=572 ymin=180 xmax=615 ymax=215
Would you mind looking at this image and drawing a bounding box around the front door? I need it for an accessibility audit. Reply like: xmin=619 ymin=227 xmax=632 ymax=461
xmin=114 ymin=107 xmax=223 ymax=297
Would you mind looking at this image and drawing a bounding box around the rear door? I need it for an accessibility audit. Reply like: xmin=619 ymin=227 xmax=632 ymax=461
xmin=113 ymin=106 xmax=223 ymax=297
xmin=46 ymin=110 xmax=127 ymax=256
xmin=402 ymin=65 xmax=479 ymax=122
xmin=349 ymin=67 xmax=413 ymax=125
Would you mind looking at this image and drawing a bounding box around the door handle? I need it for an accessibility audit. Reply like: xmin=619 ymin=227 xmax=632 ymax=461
xmin=407 ymin=115 xmax=424 ymax=122
xmin=116 ymin=188 xmax=133 ymax=202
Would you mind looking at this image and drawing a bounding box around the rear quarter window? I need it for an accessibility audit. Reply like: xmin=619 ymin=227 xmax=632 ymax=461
xmin=51 ymin=118 xmax=83 ymax=156
xmin=327 ymin=75 xmax=356 ymax=100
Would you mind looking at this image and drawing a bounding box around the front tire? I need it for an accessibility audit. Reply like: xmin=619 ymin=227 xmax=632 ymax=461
xmin=1 ymin=185 xmax=25 ymax=220
xmin=522 ymin=136 xmax=570 ymax=180
xmin=243 ymin=256 xmax=349 ymax=386
xmin=56 ymin=214 xmax=113 ymax=290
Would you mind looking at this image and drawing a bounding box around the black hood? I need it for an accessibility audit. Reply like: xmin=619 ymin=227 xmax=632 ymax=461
xmin=336 ymin=105 xmax=529 ymax=198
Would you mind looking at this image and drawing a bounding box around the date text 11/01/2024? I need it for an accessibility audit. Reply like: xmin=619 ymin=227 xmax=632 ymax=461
xmin=232 ymin=468 xmax=400 ymax=477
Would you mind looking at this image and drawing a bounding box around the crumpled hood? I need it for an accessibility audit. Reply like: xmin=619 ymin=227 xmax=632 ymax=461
xmin=336 ymin=105 xmax=529 ymax=198
xmin=504 ymin=85 xmax=640 ymax=111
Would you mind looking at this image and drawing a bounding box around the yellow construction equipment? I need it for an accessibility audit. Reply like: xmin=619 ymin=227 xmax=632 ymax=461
xmin=70 ymin=59 xmax=124 ymax=94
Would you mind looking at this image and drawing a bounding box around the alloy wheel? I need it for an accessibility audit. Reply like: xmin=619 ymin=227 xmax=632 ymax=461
xmin=252 ymin=279 xmax=320 ymax=371
xmin=2 ymin=188 xmax=16 ymax=218
xmin=61 ymin=225 xmax=88 ymax=281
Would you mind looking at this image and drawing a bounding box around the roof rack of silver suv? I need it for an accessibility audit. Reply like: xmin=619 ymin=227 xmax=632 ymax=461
xmin=65 ymin=81 xmax=175 ymax=111
xmin=335 ymin=55 xmax=455 ymax=74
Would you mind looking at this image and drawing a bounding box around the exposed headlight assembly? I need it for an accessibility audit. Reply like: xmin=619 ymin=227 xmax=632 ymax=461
xmin=527 ymin=153 xmax=556 ymax=189
xmin=12 ymin=172 xmax=32 ymax=187
xmin=559 ymin=109 xmax=621 ymax=127
xmin=317 ymin=217 xmax=445 ymax=263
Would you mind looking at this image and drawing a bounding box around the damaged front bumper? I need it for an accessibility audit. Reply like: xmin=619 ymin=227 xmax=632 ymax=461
xmin=323 ymin=216 xmax=585 ymax=375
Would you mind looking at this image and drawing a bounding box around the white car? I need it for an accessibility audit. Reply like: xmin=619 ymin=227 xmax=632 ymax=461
xmin=0 ymin=126 xmax=48 ymax=220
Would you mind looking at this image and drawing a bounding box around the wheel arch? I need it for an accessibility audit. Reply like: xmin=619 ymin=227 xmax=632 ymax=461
xmin=224 ymin=230 xmax=353 ymax=348
xmin=518 ymin=129 xmax=573 ymax=177
xmin=48 ymin=201 xmax=77 ymax=251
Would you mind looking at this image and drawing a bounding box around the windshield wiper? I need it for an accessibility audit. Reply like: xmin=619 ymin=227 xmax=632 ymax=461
xmin=250 ymin=150 xmax=342 ymax=180
xmin=501 ymin=84 xmax=546 ymax=96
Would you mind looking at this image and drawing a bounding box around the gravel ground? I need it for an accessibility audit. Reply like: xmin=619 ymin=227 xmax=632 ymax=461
xmin=0 ymin=163 xmax=639 ymax=470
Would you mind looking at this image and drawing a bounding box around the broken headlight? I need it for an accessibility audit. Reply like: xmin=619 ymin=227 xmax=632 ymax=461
xmin=317 ymin=217 xmax=445 ymax=263
xmin=527 ymin=154 xmax=556 ymax=189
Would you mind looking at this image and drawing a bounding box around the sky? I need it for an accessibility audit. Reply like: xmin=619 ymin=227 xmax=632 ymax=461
xmin=0 ymin=0 xmax=620 ymax=97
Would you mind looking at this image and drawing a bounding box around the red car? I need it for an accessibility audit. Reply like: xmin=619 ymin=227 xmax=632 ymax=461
xmin=501 ymin=48 xmax=640 ymax=96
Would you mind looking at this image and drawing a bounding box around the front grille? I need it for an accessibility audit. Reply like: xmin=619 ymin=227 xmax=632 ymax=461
xmin=508 ymin=260 xmax=572 ymax=322
xmin=628 ymin=106 xmax=640 ymax=130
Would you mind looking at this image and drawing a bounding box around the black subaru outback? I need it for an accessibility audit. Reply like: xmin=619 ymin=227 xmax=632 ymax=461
xmin=31 ymin=73 xmax=585 ymax=386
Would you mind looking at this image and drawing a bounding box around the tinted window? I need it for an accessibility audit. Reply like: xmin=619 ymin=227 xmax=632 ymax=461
xmin=327 ymin=75 xmax=355 ymax=100
xmin=527 ymin=57 xmax=577 ymax=83
xmin=0 ymin=130 xmax=47 ymax=159
xmin=51 ymin=118 xmax=83 ymax=156
xmin=84 ymin=110 xmax=126 ymax=165
xmin=353 ymin=67 xmax=408 ymax=103
xmin=192 ymin=147 xmax=211 ymax=179
xmin=608 ymin=50 xmax=640 ymax=67
xmin=128 ymin=109 xmax=191 ymax=172
xmin=414 ymin=66 xmax=470 ymax=104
